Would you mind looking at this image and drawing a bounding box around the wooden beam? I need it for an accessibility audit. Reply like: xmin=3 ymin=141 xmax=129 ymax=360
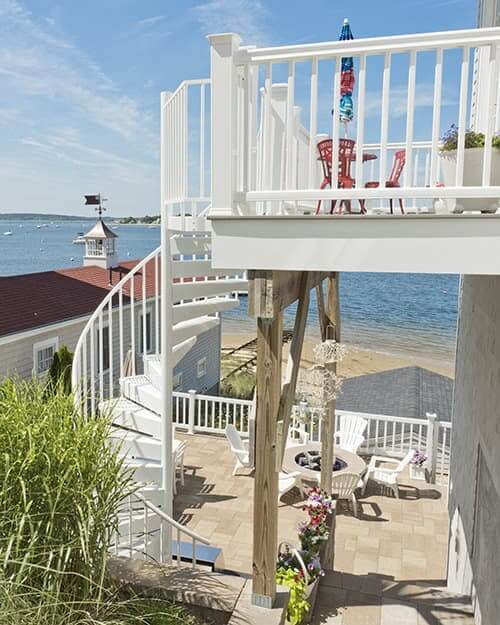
xmin=320 ymin=273 xmax=341 ymax=495
xmin=315 ymin=282 xmax=327 ymax=341
xmin=278 ymin=273 xmax=311 ymax=463
xmin=252 ymin=313 xmax=282 ymax=608
xmin=248 ymin=270 xmax=328 ymax=318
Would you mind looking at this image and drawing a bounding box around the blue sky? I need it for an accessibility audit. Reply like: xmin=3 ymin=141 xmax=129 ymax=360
xmin=0 ymin=0 xmax=476 ymax=216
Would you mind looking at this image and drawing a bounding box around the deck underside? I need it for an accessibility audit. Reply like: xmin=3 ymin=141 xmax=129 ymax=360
xmin=210 ymin=214 xmax=500 ymax=274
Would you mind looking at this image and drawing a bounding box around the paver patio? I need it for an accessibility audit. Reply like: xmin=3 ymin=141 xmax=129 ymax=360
xmin=173 ymin=432 xmax=474 ymax=624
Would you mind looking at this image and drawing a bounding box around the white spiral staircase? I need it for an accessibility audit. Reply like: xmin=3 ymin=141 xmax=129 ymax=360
xmin=71 ymin=230 xmax=247 ymax=566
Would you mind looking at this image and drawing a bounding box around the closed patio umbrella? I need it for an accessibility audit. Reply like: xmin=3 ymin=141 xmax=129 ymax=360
xmin=339 ymin=18 xmax=355 ymax=136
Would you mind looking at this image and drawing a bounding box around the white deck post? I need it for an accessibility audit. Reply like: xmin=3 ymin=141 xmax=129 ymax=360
xmin=425 ymin=412 xmax=439 ymax=484
xmin=208 ymin=33 xmax=241 ymax=216
xmin=188 ymin=389 xmax=196 ymax=435
xmin=160 ymin=90 xmax=174 ymax=561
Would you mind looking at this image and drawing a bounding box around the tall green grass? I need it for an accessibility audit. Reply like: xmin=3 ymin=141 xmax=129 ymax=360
xmin=0 ymin=378 xmax=201 ymax=625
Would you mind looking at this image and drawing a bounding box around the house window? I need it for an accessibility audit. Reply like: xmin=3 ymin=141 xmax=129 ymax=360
xmin=173 ymin=372 xmax=183 ymax=391
xmin=197 ymin=357 xmax=207 ymax=379
xmin=139 ymin=308 xmax=153 ymax=355
xmin=33 ymin=337 xmax=59 ymax=376
xmin=96 ymin=325 xmax=110 ymax=373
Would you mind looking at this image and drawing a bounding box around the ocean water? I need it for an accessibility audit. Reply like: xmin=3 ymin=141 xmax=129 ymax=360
xmin=0 ymin=218 xmax=459 ymax=362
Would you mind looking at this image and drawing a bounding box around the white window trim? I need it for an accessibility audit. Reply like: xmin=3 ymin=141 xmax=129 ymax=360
xmin=173 ymin=372 xmax=183 ymax=391
xmin=138 ymin=304 xmax=154 ymax=356
xmin=197 ymin=357 xmax=207 ymax=379
xmin=33 ymin=336 xmax=59 ymax=376
xmin=95 ymin=322 xmax=110 ymax=375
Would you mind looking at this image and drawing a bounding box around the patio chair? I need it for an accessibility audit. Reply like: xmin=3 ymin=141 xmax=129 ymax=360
xmin=278 ymin=471 xmax=305 ymax=502
xmin=331 ymin=472 xmax=362 ymax=517
xmin=334 ymin=413 xmax=368 ymax=453
xmin=173 ymin=441 xmax=186 ymax=496
xmin=225 ymin=424 xmax=251 ymax=476
xmin=360 ymin=149 xmax=406 ymax=214
xmin=315 ymin=138 xmax=357 ymax=215
xmin=361 ymin=448 xmax=414 ymax=498
xmin=287 ymin=424 xmax=310 ymax=446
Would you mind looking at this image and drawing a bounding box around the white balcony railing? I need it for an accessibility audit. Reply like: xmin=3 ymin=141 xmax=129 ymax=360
xmin=207 ymin=27 xmax=500 ymax=217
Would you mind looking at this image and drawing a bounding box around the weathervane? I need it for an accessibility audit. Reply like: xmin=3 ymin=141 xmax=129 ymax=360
xmin=84 ymin=193 xmax=108 ymax=218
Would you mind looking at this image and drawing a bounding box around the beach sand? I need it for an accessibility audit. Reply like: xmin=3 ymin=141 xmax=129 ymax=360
xmin=222 ymin=332 xmax=454 ymax=379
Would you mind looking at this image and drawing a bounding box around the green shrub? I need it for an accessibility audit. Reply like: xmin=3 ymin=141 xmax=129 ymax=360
xmin=48 ymin=345 xmax=73 ymax=394
xmin=0 ymin=378 xmax=202 ymax=624
xmin=441 ymin=124 xmax=500 ymax=151
xmin=219 ymin=371 xmax=255 ymax=400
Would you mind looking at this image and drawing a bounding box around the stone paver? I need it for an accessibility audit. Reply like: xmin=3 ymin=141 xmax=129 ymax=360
xmin=173 ymin=432 xmax=473 ymax=625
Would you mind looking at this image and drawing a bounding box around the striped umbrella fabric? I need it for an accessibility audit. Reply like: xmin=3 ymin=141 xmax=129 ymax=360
xmin=339 ymin=18 xmax=355 ymax=130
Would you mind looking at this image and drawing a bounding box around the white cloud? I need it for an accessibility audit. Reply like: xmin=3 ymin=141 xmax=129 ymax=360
xmin=192 ymin=0 xmax=270 ymax=45
xmin=0 ymin=0 xmax=152 ymax=141
xmin=137 ymin=15 xmax=165 ymax=26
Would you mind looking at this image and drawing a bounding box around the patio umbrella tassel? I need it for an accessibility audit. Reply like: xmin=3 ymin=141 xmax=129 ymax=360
xmin=339 ymin=18 xmax=355 ymax=138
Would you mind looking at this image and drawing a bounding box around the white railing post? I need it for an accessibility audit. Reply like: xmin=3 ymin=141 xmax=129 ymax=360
xmin=188 ymin=389 xmax=196 ymax=435
xmin=208 ymin=33 xmax=241 ymax=216
xmin=425 ymin=412 xmax=439 ymax=484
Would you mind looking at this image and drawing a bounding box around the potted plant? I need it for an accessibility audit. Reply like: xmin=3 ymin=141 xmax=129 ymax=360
xmin=409 ymin=449 xmax=427 ymax=481
xmin=276 ymin=488 xmax=334 ymax=625
xmin=439 ymin=124 xmax=500 ymax=213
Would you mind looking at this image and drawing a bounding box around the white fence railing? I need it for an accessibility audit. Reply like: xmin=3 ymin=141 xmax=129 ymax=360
xmin=208 ymin=28 xmax=500 ymax=216
xmin=172 ymin=390 xmax=451 ymax=484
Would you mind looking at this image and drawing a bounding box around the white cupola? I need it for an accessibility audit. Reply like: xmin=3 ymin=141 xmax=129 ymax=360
xmin=83 ymin=218 xmax=118 ymax=269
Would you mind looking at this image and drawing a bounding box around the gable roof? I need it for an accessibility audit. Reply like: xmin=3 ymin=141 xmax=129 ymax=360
xmin=0 ymin=260 xmax=149 ymax=338
xmin=336 ymin=366 xmax=453 ymax=422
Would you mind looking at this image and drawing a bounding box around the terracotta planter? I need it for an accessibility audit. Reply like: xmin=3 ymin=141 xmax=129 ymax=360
xmin=439 ymin=147 xmax=500 ymax=213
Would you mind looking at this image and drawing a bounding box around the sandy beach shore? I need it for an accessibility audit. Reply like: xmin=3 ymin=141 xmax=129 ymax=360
xmin=222 ymin=332 xmax=454 ymax=379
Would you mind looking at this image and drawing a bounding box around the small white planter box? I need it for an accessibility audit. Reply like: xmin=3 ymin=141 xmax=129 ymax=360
xmin=409 ymin=464 xmax=426 ymax=481
xmin=439 ymin=147 xmax=500 ymax=213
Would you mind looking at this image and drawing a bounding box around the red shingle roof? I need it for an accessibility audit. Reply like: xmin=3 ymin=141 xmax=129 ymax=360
xmin=0 ymin=260 xmax=150 ymax=338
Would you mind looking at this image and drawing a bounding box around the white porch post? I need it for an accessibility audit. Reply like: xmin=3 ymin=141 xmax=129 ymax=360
xmin=160 ymin=90 xmax=174 ymax=560
xmin=208 ymin=33 xmax=241 ymax=216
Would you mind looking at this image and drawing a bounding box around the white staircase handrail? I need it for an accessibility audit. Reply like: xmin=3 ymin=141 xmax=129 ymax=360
xmin=71 ymin=245 xmax=162 ymax=409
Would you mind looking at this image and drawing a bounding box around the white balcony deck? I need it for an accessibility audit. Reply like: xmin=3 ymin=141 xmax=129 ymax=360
xmin=210 ymin=213 xmax=500 ymax=274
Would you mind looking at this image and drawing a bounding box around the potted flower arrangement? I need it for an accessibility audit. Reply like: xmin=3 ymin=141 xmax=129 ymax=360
xmin=439 ymin=124 xmax=500 ymax=213
xmin=276 ymin=488 xmax=334 ymax=625
xmin=409 ymin=449 xmax=427 ymax=481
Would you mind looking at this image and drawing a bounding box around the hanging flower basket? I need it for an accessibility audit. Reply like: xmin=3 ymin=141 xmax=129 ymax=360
xmin=312 ymin=339 xmax=346 ymax=365
xmin=300 ymin=365 xmax=342 ymax=407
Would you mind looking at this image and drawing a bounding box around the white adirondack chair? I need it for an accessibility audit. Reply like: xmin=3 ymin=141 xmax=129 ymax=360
xmin=287 ymin=425 xmax=310 ymax=447
xmin=334 ymin=414 xmax=368 ymax=453
xmin=278 ymin=471 xmax=305 ymax=502
xmin=173 ymin=441 xmax=187 ymax=496
xmin=331 ymin=472 xmax=362 ymax=517
xmin=225 ymin=425 xmax=252 ymax=476
xmin=361 ymin=449 xmax=415 ymax=498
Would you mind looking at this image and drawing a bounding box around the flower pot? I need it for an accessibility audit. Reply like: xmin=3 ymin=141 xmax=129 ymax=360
xmin=438 ymin=147 xmax=500 ymax=213
xmin=410 ymin=463 xmax=426 ymax=481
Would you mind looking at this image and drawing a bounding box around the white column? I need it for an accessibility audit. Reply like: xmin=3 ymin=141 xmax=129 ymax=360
xmin=160 ymin=91 xmax=174 ymax=561
xmin=208 ymin=33 xmax=241 ymax=216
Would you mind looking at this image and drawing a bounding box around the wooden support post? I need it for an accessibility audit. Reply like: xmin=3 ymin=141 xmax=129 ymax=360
xmin=316 ymin=284 xmax=327 ymax=342
xmin=252 ymin=313 xmax=282 ymax=608
xmin=320 ymin=273 xmax=341 ymax=495
xmin=278 ymin=273 xmax=311 ymax=463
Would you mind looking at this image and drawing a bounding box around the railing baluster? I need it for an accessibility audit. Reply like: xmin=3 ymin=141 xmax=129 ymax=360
xmin=108 ymin=299 xmax=113 ymax=400
xmin=263 ymin=62 xmax=273 ymax=214
xmin=98 ymin=312 xmax=104 ymax=404
xmin=430 ymin=47 xmax=443 ymax=187
xmin=285 ymin=60 xmax=296 ymax=194
xmin=330 ymin=56 xmax=341 ymax=190
xmin=456 ymin=47 xmax=470 ymax=187
xmin=355 ymin=53 xmax=366 ymax=187
xmin=177 ymin=528 xmax=181 ymax=567
xmin=404 ymin=49 xmax=417 ymax=188
xmin=129 ymin=495 xmax=133 ymax=558
xmin=90 ymin=321 xmax=95 ymax=414
xmin=308 ymin=57 xmax=318 ymax=188
xmin=482 ymin=44 xmax=498 ymax=187
xmin=192 ymin=538 xmax=196 ymax=569
xmin=119 ymin=289 xmax=124 ymax=379
xmin=130 ymin=275 xmax=136 ymax=370
xmin=200 ymin=82 xmax=206 ymax=198
xmin=154 ymin=253 xmax=160 ymax=355
xmin=142 ymin=261 xmax=147 ymax=357
xmin=379 ymin=52 xmax=391 ymax=188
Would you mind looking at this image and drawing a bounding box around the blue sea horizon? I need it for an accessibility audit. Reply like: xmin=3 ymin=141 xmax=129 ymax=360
xmin=0 ymin=218 xmax=458 ymax=363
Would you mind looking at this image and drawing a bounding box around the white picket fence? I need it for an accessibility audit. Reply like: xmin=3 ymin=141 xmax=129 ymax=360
xmin=172 ymin=390 xmax=451 ymax=485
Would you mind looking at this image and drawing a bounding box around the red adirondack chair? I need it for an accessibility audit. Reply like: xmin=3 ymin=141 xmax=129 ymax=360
xmin=360 ymin=149 xmax=406 ymax=214
xmin=315 ymin=138 xmax=356 ymax=215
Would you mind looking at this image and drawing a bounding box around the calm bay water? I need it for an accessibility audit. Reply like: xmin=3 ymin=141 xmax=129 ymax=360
xmin=0 ymin=218 xmax=459 ymax=362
